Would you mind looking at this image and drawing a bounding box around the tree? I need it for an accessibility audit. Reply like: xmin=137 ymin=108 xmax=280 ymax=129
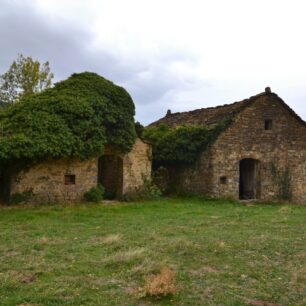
xmin=0 ymin=54 xmax=54 ymax=104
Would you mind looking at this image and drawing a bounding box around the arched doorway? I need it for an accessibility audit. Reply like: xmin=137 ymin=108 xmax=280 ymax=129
xmin=98 ymin=155 xmax=123 ymax=199
xmin=239 ymin=158 xmax=260 ymax=200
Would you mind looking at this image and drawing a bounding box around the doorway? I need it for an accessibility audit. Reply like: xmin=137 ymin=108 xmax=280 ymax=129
xmin=239 ymin=159 xmax=260 ymax=200
xmin=0 ymin=169 xmax=10 ymax=203
xmin=98 ymin=155 xmax=123 ymax=199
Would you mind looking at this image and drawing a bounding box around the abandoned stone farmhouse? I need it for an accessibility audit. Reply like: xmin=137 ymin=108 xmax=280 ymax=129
xmin=149 ymin=88 xmax=306 ymax=204
xmin=7 ymin=138 xmax=152 ymax=203
xmin=0 ymin=72 xmax=152 ymax=204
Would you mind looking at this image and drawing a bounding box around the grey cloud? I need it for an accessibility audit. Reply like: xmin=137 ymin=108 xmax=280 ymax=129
xmin=0 ymin=0 xmax=206 ymax=125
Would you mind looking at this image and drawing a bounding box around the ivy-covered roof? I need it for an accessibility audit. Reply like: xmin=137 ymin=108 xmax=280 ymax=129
xmin=0 ymin=72 xmax=136 ymax=164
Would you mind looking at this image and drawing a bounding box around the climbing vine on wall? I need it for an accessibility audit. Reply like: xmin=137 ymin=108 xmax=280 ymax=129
xmin=143 ymin=117 xmax=233 ymax=165
xmin=270 ymin=163 xmax=292 ymax=201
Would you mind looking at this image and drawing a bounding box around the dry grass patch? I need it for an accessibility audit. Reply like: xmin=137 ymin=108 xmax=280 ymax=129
xmin=190 ymin=266 xmax=218 ymax=276
xmin=38 ymin=236 xmax=66 ymax=245
xmin=140 ymin=266 xmax=177 ymax=297
xmin=90 ymin=234 xmax=122 ymax=245
xmin=290 ymin=266 xmax=306 ymax=294
xmin=102 ymin=234 xmax=121 ymax=244
xmin=104 ymin=247 xmax=147 ymax=264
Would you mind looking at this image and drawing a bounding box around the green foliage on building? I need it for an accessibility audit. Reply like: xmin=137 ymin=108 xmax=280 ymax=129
xmin=143 ymin=118 xmax=233 ymax=165
xmin=0 ymin=72 xmax=136 ymax=165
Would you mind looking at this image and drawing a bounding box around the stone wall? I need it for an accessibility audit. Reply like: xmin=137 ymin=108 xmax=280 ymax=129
xmin=171 ymin=148 xmax=214 ymax=196
xmin=171 ymin=94 xmax=306 ymax=204
xmin=9 ymin=138 xmax=152 ymax=203
xmin=10 ymin=158 xmax=98 ymax=203
xmin=122 ymin=138 xmax=152 ymax=194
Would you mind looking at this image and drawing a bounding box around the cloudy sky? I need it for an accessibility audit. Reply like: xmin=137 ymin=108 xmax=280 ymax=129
xmin=1 ymin=0 xmax=306 ymax=124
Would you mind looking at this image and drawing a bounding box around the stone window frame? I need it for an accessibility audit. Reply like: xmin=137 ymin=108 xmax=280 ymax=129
xmin=64 ymin=174 xmax=76 ymax=185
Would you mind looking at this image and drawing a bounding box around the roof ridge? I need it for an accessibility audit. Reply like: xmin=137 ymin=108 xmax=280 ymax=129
xmin=147 ymin=91 xmax=282 ymax=128
xmin=165 ymin=91 xmax=277 ymax=117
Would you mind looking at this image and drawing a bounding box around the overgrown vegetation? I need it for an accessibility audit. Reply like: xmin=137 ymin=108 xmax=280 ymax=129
xmin=0 ymin=198 xmax=306 ymax=305
xmin=9 ymin=189 xmax=34 ymax=204
xmin=143 ymin=117 xmax=233 ymax=165
xmin=123 ymin=176 xmax=162 ymax=201
xmin=0 ymin=72 xmax=136 ymax=165
xmin=271 ymin=163 xmax=293 ymax=201
xmin=83 ymin=184 xmax=105 ymax=202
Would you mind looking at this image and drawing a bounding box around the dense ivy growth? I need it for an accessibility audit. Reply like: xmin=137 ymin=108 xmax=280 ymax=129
xmin=143 ymin=118 xmax=233 ymax=165
xmin=0 ymin=72 xmax=136 ymax=164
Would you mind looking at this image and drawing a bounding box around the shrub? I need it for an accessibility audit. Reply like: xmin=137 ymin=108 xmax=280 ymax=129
xmin=84 ymin=184 xmax=104 ymax=202
xmin=141 ymin=266 xmax=177 ymax=297
xmin=270 ymin=163 xmax=292 ymax=201
xmin=123 ymin=176 xmax=162 ymax=201
xmin=152 ymin=166 xmax=169 ymax=194
xmin=9 ymin=189 xmax=34 ymax=204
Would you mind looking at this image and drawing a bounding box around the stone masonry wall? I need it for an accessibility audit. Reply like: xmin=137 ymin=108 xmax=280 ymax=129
xmin=122 ymin=138 xmax=152 ymax=194
xmin=10 ymin=138 xmax=152 ymax=203
xmin=210 ymin=94 xmax=306 ymax=203
xmin=172 ymin=148 xmax=214 ymax=195
xmin=10 ymin=158 xmax=98 ymax=203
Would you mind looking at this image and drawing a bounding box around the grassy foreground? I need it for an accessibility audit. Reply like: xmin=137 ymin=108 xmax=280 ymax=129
xmin=0 ymin=198 xmax=305 ymax=306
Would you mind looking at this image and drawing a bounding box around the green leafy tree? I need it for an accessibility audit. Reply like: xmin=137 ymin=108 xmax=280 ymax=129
xmin=0 ymin=54 xmax=54 ymax=104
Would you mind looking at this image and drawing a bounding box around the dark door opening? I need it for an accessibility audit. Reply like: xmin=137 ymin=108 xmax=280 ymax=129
xmin=98 ymin=155 xmax=123 ymax=199
xmin=0 ymin=170 xmax=10 ymax=203
xmin=239 ymin=159 xmax=260 ymax=200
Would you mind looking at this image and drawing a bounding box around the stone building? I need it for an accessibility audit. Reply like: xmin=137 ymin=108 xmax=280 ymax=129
xmin=6 ymin=138 xmax=152 ymax=203
xmin=149 ymin=88 xmax=306 ymax=204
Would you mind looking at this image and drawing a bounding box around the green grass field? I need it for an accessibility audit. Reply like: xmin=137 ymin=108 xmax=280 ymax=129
xmin=0 ymin=198 xmax=305 ymax=305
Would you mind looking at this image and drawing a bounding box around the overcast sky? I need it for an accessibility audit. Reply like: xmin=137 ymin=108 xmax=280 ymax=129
xmin=1 ymin=0 xmax=306 ymax=124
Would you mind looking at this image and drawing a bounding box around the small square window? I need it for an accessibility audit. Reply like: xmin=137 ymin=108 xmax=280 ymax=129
xmin=220 ymin=176 xmax=227 ymax=184
xmin=264 ymin=119 xmax=273 ymax=130
xmin=65 ymin=174 xmax=75 ymax=185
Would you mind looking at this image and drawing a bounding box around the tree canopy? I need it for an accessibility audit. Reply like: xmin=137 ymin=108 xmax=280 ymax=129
xmin=0 ymin=54 xmax=54 ymax=105
xmin=0 ymin=72 xmax=136 ymax=165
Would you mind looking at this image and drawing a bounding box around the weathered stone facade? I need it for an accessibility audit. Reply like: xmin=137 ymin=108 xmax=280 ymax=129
xmin=150 ymin=90 xmax=306 ymax=204
xmin=10 ymin=138 xmax=152 ymax=203
xmin=11 ymin=158 xmax=98 ymax=203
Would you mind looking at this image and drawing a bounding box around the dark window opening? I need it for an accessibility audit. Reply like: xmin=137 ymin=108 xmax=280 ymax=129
xmin=264 ymin=119 xmax=273 ymax=130
xmin=65 ymin=174 xmax=75 ymax=185
xmin=220 ymin=176 xmax=227 ymax=184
